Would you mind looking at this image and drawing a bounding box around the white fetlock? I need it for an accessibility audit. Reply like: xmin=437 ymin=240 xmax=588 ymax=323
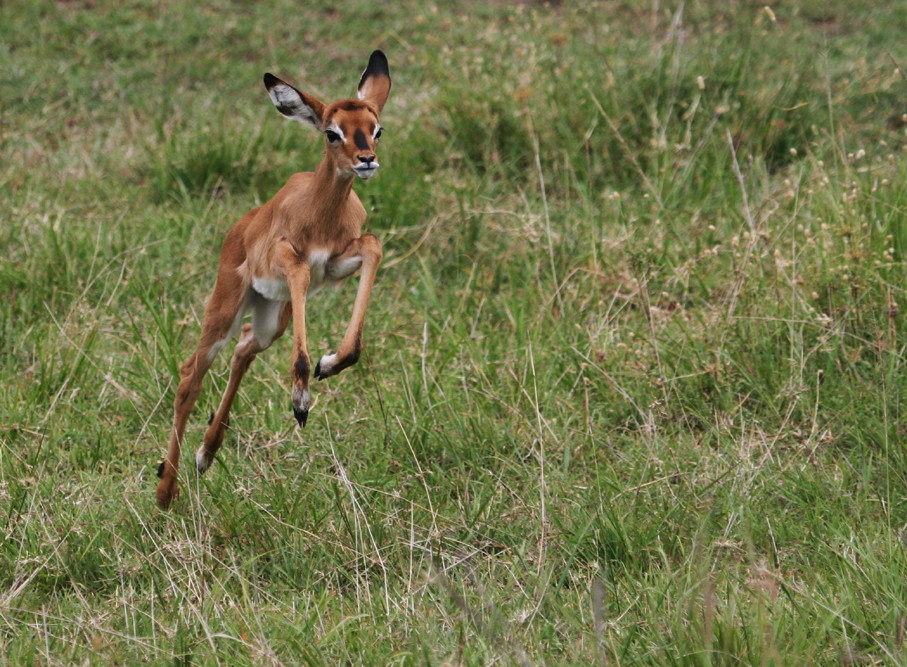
xmin=196 ymin=446 xmax=212 ymax=474
xmin=316 ymin=353 xmax=338 ymax=378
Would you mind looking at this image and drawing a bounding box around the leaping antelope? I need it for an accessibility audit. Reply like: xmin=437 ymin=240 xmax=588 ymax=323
xmin=155 ymin=51 xmax=392 ymax=508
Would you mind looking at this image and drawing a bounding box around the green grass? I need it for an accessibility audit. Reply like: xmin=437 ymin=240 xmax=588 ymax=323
xmin=3 ymin=0 xmax=907 ymax=663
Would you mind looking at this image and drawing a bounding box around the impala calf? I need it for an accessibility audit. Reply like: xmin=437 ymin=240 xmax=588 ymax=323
xmin=155 ymin=51 xmax=392 ymax=508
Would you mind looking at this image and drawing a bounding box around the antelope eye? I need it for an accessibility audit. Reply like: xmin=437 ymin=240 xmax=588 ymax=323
xmin=325 ymin=130 xmax=342 ymax=144
xmin=374 ymin=127 xmax=383 ymax=141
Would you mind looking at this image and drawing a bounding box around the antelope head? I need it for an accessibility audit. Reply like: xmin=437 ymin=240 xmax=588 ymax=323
xmin=263 ymin=51 xmax=392 ymax=180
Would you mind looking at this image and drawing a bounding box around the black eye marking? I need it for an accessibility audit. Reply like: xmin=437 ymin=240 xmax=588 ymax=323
xmin=353 ymin=128 xmax=370 ymax=151
xmin=325 ymin=130 xmax=342 ymax=144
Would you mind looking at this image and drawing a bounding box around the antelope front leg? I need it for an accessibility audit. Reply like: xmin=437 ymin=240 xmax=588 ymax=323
xmin=275 ymin=240 xmax=313 ymax=426
xmin=315 ymin=233 xmax=383 ymax=380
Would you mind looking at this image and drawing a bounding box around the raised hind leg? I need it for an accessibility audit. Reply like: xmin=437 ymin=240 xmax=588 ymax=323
xmin=156 ymin=270 xmax=250 ymax=509
xmin=195 ymin=298 xmax=291 ymax=473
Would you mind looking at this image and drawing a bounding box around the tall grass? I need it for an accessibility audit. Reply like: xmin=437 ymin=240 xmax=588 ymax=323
xmin=3 ymin=0 xmax=907 ymax=663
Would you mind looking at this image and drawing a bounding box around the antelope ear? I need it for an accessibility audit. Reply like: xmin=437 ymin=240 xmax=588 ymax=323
xmin=357 ymin=50 xmax=391 ymax=114
xmin=263 ymin=73 xmax=326 ymax=130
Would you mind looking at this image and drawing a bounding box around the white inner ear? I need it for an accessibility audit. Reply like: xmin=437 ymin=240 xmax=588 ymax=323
xmin=270 ymin=84 xmax=295 ymax=104
xmin=269 ymin=84 xmax=320 ymax=128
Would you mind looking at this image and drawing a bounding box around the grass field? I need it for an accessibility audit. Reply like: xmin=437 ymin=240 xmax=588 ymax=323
xmin=3 ymin=0 xmax=907 ymax=663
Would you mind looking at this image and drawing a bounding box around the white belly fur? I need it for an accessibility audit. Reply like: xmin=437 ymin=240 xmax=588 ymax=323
xmin=307 ymin=249 xmax=330 ymax=289
xmin=252 ymin=276 xmax=291 ymax=301
xmin=250 ymin=249 xmax=335 ymax=301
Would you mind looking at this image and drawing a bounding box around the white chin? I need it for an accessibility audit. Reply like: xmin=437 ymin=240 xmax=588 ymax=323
xmin=354 ymin=167 xmax=378 ymax=180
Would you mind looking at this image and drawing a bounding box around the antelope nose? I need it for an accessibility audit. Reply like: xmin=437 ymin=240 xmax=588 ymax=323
xmin=358 ymin=155 xmax=375 ymax=166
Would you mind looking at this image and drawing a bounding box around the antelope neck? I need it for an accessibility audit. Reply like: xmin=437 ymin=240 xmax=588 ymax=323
xmin=310 ymin=154 xmax=356 ymax=215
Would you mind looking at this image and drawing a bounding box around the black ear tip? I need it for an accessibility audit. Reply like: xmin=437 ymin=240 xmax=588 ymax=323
xmin=263 ymin=72 xmax=278 ymax=89
xmin=367 ymin=50 xmax=390 ymax=76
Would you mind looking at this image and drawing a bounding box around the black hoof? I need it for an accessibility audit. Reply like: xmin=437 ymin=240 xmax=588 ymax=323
xmin=157 ymin=461 xmax=165 ymax=478
xmin=293 ymin=405 xmax=309 ymax=427
xmin=314 ymin=360 xmax=323 ymax=380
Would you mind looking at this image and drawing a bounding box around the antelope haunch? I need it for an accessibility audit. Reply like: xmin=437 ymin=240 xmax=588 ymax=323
xmin=155 ymin=51 xmax=392 ymax=508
